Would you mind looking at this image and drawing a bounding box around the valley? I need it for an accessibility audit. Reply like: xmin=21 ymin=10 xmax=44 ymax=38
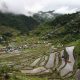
xmin=0 ymin=11 xmax=80 ymax=80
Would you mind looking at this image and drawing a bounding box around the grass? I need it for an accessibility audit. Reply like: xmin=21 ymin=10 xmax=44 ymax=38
xmin=0 ymin=35 xmax=79 ymax=80
xmin=0 ymin=36 xmax=52 ymax=80
xmin=9 ymin=74 xmax=48 ymax=80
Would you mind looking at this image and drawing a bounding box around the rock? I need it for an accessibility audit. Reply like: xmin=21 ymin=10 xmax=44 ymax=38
xmin=39 ymin=56 xmax=48 ymax=66
xmin=38 ymin=69 xmax=52 ymax=75
xmin=22 ymin=67 xmax=33 ymax=70
xmin=45 ymin=53 xmax=56 ymax=69
xmin=53 ymin=53 xmax=59 ymax=70
xmin=60 ymin=46 xmax=75 ymax=77
xmin=65 ymin=72 xmax=73 ymax=78
xmin=75 ymin=69 xmax=80 ymax=80
xmin=13 ymin=49 xmax=20 ymax=53
xmin=57 ymin=50 xmax=65 ymax=71
xmin=30 ymin=58 xmax=41 ymax=67
xmin=21 ymin=67 xmax=46 ymax=75
xmin=43 ymin=41 xmax=46 ymax=44
xmin=51 ymin=46 xmax=55 ymax=49
xmin=24 ymin=45 xmax=28 ymax=48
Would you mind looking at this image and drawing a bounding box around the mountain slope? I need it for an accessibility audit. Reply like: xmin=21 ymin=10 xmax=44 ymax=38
xmin=31 ymin=12 xmax=80 ymax=44
xmin=33 ymin=10 xmax=61 ymax=22
xmin=0 ymin=12 xmax=39 ymax=34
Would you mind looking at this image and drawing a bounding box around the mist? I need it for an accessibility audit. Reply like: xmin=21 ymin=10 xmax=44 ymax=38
xmin=0 ymin=0 xmax=80 ymax=16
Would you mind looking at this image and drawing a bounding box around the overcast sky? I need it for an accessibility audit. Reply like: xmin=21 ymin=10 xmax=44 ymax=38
xmin=0 ymin=0 xmax=80 ymax=16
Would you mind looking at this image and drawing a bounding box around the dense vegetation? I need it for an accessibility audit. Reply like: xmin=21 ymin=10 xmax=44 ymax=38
xmin=32 ymin=12 xmax=80 ymax=44
xmin=0 ymin=12 xmax=39 ymax=33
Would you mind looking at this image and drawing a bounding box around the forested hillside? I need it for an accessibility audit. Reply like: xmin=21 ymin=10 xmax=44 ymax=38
xmin=32 ymin=12 xmax=80 ymax=44
xmin=0 ymin=11 xmax=80 ymax=45
xmin=0 ymin=12 xmax=39 ymax=34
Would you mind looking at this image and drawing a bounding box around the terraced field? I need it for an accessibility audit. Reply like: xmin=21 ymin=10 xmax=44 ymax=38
xmin=0 ymin=37 xmax=77 ymax=80
xmin=0 ymin=37 xmax=53 ymax=80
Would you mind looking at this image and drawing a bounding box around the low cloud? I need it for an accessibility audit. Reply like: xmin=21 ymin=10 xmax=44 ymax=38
xmin=54 ymin=6 xmax=78 ymax=14
xmin=0 ymin=0 xmax=80 ymax=16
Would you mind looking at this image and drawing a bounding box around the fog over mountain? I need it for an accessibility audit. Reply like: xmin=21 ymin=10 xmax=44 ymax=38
xmin=0 ymin=0 xmax=80 ymax=16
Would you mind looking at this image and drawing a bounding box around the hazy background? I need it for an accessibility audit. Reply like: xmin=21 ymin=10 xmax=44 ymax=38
xmin=0 ymin=0 xmax=80 ymax=16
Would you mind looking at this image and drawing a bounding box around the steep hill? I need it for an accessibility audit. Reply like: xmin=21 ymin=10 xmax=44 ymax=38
xmin=0 ymin=11 xmax=80 ymax=45
xmin=0 ymin=12 xmax=39 ymax=34
xmin=31 ymin=12 xmax=80 ymax=44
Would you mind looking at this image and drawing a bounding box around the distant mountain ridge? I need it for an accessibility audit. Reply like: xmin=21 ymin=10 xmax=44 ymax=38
xmin=0 ymin=11 xmax=80 ymax=38
xmin=0 ymin=10 xmax=62 ymax=34
xmin=33 ymin=10 xmax=61 ymax=22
